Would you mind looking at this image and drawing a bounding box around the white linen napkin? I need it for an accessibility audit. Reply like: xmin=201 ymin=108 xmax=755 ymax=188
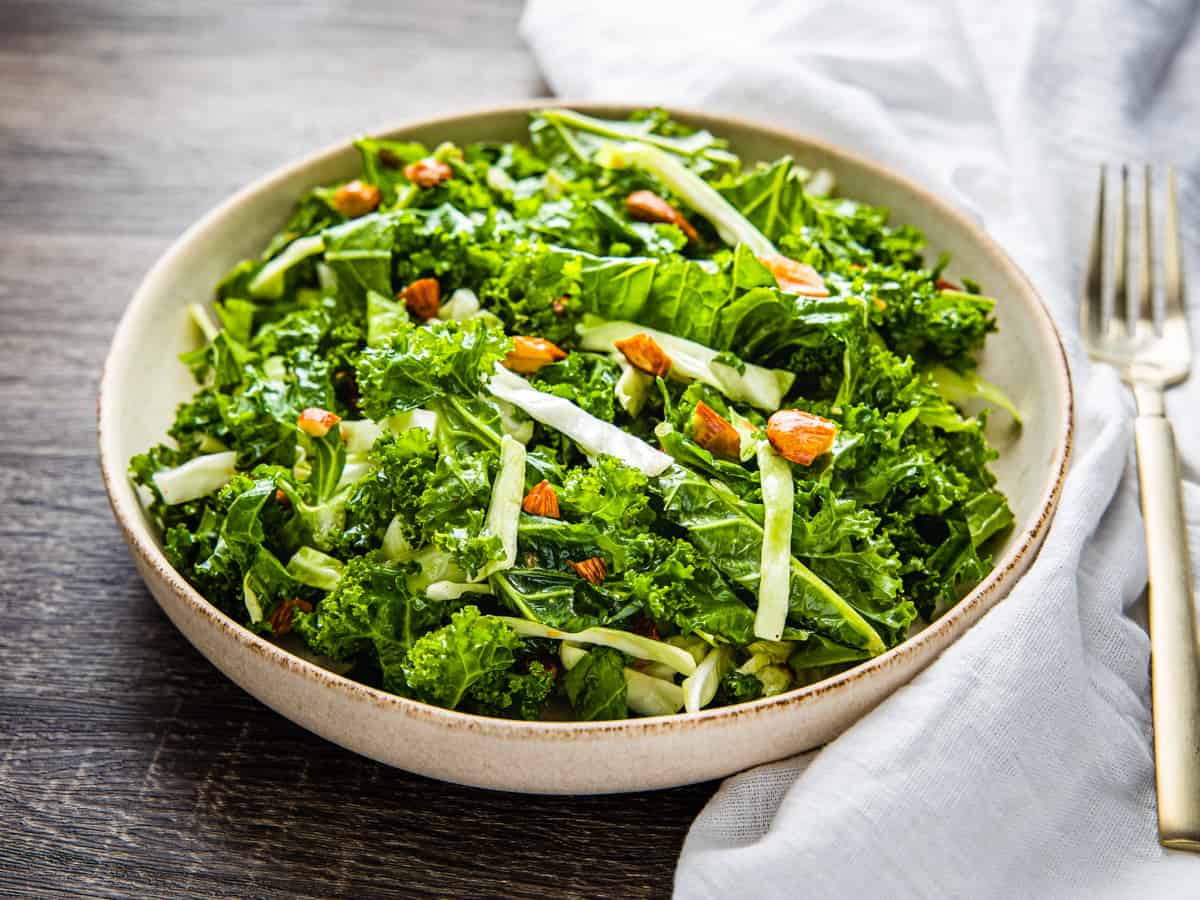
xmin=521 ymin=1 xmax=1200 ymax=895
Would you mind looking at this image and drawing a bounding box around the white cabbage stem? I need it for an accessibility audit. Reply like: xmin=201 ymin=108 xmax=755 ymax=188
xmin=755 ymin=441 xmax=795 ymax=641
xmin=579 ymin=318 xmax=794 ymax=412
xmin=152 ymin=451 xmax=238 ymax=505
xmin=487 ymin=366 xmax=673 ymax=476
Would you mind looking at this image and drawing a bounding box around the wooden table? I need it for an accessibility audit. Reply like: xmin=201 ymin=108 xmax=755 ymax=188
xmin=0 ymin=3 xmax=716 ymax=896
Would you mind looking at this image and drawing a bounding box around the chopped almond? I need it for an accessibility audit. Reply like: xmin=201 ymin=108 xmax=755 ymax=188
xmin=404 ymin=157 xmax=453 ymax=188
xmin=268 ymin=597 xmax=313 ymax=636
xmin=522 ymin=480 xmax=560 ymax=518
xmin=377 ymin=148 xmax=403 ymax=169
xmin=552 ymin=296 xmax=569 ymax=317
xmin=331 ymin=180 xmax=381 ymax=218
xmin=568 ymin=557 xmax=608 ymax=585
xmin=626 ymin=190 xmax=699 ymax=243
xmin=631 ymin=616 xmax=661 ymax=642
xmin=690 ymin=402 xmax=741 ymax=459
xmin=297 ymin=407 xmax=342 ymax=438
xmin=615 ymin=333 xmax=671 ymax=377
xmin=400 ymin=278 xmax=441 ymax=320
xmin=766 ymin=409 xmax=838 ymax=465
xmin=503 ymin=336 xmax=568 ymax=374
xmin=758 ymin=254 xmax=830 ymax=297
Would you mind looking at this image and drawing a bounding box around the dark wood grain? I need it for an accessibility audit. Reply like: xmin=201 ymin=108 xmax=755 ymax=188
xmin=0 ymin=3 xmax=715 ymax=897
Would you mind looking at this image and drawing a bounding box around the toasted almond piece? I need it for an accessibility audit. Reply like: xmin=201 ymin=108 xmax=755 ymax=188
xmin=297 ymin=407 xmax=342 ymax=438
xmin=268 ymin=597 xmax=314 ymax=636
xmin=552 ymin=296 xmax=569 ymax=317
xmin=690 ymin=402 xmax=741 ymax=459
xmin=631 ymin=616 xmax=661 ymax=642
xmin=626 ymin=190 xmax=699 ymax=243
xmin=568 ymin=557 xmax=608 ymax=585
xmin=522 ymin=480 xmax=560 ymax=518
xmin=404 ymin=157 xmax=453 ymax=188
xmin=766 ymin=409 xmax=838 ymax=465
xmin=400 ymin=278 xmax=441 ymax=320
xmin=614 ymin=333 xmax=671 ymax=377
xmin=758 ymin=254 xmax=830 ymax=298
xmin=502 ymin=336 xmax=568 ymax=374
xmin=377 ymin=148 xmax=404 ymax=169
xmin=331 ymin=180 xmax=381 ymax=218
xmin=625 ymin=190 xmax=676 ymax=222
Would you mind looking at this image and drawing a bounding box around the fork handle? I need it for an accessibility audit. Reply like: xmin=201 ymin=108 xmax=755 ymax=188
xmin=1137 ymin=414 xmax=1200 ymax=850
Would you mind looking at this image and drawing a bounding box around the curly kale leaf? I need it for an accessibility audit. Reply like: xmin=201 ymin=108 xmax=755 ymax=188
xmin=401 ymin=606 xmax=523 ymax=709
xmin=154 ymin=472 xmax=296 ymax=619
xmin=320 ymin=213 xmax=397 ymax=312
xmin=129 ymin=443 xmax=186 ymax=508
xmin=391 ymin=204 xmax=506 ymax=289
xmin=355 ymin=318 xmax=510 ymax=420
xmin=295 ymin=556 xmax=446 ymax=693
xmin=716 ymin=158 xmax=816 ymax=245
xmin=718 ymin=670 xmax=765 ymax=704
xmin=469 ymin=659 xmax=556 ymax=720
xmin=490 ymin=568 xmax=641 ymax=633
xmin=515 ymin=516 xmax=653 ymax=576
xmin=189 ymin=475 xmax=276 ymax=602
xmin=478 ymin=242 xmax=584 ymax=346
xmin=339 ymin=428 xmax=438 ymax=554
xmin=529 ymin=107 xmax=735 ymax=182
xmin=353 ymin=137 xmax=428 ymax=204
xmin=242 ymin=545 xmax=299 ymax=633
xmin=529 ymin=352 xmax=621 ymax=422
xmin=414 ymin=448 xmax=505 ymax=578
xmin=624 ymin=538 xmax=757 ymax=644
xmin=179 ymin=330 xmax=256 ymax=390
xmin=716 ymin=157 xmax=927 ymax=271
xmin=563 ymin=647 xmax=628 ymax=721
xmin=875 ymin=276 xmax=996 ymax=366
xmin=557 ymin=455 xmax=655 ymax=530
xmin=806 ymin=390 xmax=1011 ymax=624
xmin=654 ymin=464 xmax=886 ymax=653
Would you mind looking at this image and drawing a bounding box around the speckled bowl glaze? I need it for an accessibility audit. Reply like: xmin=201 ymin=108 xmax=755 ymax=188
xmin=99 ymin=102 xmax=1072 ymax=794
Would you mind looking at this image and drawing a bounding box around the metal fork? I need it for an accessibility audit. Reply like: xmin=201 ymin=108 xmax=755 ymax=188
xmin=1082 ymin=165 xmax=1199 ymax=851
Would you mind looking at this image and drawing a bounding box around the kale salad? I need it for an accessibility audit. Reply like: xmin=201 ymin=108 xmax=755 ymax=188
xmin=131 ymin=109 xmax=1019 ymax=722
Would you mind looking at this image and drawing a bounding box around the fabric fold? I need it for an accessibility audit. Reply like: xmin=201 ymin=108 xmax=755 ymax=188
xmin=522 ymin=1 xmax=1200 ymax=896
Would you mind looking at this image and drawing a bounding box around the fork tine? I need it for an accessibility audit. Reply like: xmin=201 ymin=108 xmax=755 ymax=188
xmin=1082 ymin=163 xmax=1189 ymax=382
xmin=1164 ymin=166 xmax=1185 ymax=325
xmin=1083 ymin=165 xmax=1107 ymax=338
xmin=1110 ymin=164 xmax=1129 ymax=334
xmin=1138 ymin=165 xmax=1153 ymax=332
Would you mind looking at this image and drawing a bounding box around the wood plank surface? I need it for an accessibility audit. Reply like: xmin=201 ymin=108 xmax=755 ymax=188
xmin=0 ymin=3 xmax=716 ymax=897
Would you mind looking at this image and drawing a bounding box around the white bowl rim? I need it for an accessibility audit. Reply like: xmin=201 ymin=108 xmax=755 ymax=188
xmin=98 ymin=99 xmax=1074 ymax=740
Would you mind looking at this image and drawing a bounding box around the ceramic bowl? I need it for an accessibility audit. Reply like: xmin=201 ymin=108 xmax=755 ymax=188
xmin=98 ymin=102 xmax=1072 ymax=794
